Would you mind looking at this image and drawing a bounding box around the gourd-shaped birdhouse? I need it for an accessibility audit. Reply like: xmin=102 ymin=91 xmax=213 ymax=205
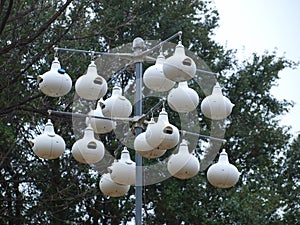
xmin=102 ymin=86 xmax=132 ymax=118
xmin=109 ymin=148 xmax=136 ymax=185
xmin=201 ymin=82 xmax=234 ymax=120
xmin=163 ymin=41 xmax=196 ymax=82
xmin=71 ymin=125 xmax=105 ymax=164
xmin=75 ymin=61 xmax=107 ymax=100
xmin=87 ymin=100 xmax=116 ymax=134
xmin=143 ymin=53 xmax=175 ymax=92
xmin=167 ymin=81 xmax=199 ymax=113
xmin=37 ymin=57 xmax=72 ymax=97
xmin=30 ymin=119 xmax=66 ymax=159
xmin=99 ymin=173 xmax=130 ymax=197
xmin=207 ymin=150 xmax=240 ymax=188
xmin=145 ymin=108 xmax=180 ymax=150
xmin=137 ymin=148 xmax=167 ymax=159
xmin=134 ymin=132 xmax=153 ymax=152
xmin=134 ymin=118 xmax=167 ymax=158
xmin=31 ymin=119 xmax=65 ymax=159
xmin=134 ymin=118 xmax=156 ymax=152
xmin=167 ymin=140 xmax=200 ymax=179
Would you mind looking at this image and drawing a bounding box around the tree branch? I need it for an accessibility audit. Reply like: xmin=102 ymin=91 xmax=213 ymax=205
xmin=0 ymin=0 xmax=73 ymax=55
xmin=0 ymin=19 xmax=75 ymax=93
xmin=0 ymin=94 xmax=43 ymax=116
xmin=0 ymin=0 xmax=13 ymax=35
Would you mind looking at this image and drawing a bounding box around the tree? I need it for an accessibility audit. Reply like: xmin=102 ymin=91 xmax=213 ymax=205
xmin=281 ymin=135 xmax=300 ymax=224
xmin=0 ymin=0 xmax=297 ymax=224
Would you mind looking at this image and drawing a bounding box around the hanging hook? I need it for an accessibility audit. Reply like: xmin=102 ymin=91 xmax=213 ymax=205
xmin=90 ymin=50 xmax=95 ymax=61
xmin=53 ymin=46 xmax=59 ymax=58
xmin=86 ymin=115 xmax=92 ymax=127
xmin=162 ymin=97 xmax=166 ymax=109
xmin=151 ymin=109 xmax=154 ymax=119
xmin=159 ymin=44 xmax=164 ymax=54
xmin=162 ymin=101 xmax=165 ymax=110
xmin=181 ymin=130 xmax=186 ymax=138
xmin=212 ymin=71 xmax=219 ymax=80
xmin=178 ymin=31 xmax=182 ymax=43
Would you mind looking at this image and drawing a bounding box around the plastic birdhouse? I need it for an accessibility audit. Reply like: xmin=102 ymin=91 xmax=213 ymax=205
xmin=137 ymin=149 xmax=166 ymax=159
xmin=37 ymin=57 xmax=72 ymax=97
xmin=99 ymin=173 xmax=130 ymax=197
xmin=163 ymin=41 xmax=196 ymax=82
xmin=134 ymin=132 xmax=154 ymax=152
xmin=134 ymin=132 xmax=166 ymax=159
xmin=167 ymin=140 xmax=200 ymax=179
xmin=102 ymin=86 xmax=132 ymax=118
xmin=167 ymin=81 xmax=199 ymax=113
xmin=145 ymin=108 xmax=180 ymax=150
xmin=143 ymin=53 xmax=175 ymax=92
xmin=201 ymin=82 xmax=234 ymax=120
xmin=207 ymin=150 xmax=240 ymax=188
xmin=71 ymin=125 xmax=105 ymax=164
xmin=109 ymin=148 xmax=136 ymax=185
xmin=134 ymin=119 xmax=167 ymax=159
xmin=87 ymin=100 xmax=116 ymax=134
xmin=134 ymin=118 xmax=156 ymax=152
xmin=31 ymin=119 xmax=65 ymax=159
xmin=75 ymin=61 xmax=107 ymax=100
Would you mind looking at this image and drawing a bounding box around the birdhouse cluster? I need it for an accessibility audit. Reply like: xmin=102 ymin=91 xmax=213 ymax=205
xmin=31 ymin=39 xmax=240 ymax=198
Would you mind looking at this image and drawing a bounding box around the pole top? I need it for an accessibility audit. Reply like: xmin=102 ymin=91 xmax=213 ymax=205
xmin=132 ymin=37 xmax=145 ymax=53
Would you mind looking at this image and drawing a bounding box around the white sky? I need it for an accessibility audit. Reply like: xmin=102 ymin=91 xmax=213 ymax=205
xmin=213 ymin=0 xmax=300 ymax=135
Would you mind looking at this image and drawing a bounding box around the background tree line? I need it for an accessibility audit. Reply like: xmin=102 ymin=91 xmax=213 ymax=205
xmin=0 ymin=0 xmax=299 ymax=224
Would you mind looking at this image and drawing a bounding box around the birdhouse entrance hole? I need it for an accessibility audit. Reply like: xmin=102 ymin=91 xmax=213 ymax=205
xmin=163 ymin=126 xmax=173 ymax=134
xmin=182 ymin=58 xmax=192 ymax=66
xmin=93 ymin=77 xmax=103 ymax=85
xmin=87 ymin=141 xmax=97 ymax=149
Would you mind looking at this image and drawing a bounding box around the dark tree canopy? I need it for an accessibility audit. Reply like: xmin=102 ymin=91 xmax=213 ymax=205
xmin=0 ymin=0 xmax=298 ymax=224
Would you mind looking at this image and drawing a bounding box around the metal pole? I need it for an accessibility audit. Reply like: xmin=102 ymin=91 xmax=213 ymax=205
xmin=134 ymin=61 xmax=143 ymax=225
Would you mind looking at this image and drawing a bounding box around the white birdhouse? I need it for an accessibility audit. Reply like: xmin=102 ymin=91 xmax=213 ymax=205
xmin=134 ymin=121 xmax=167 ymax=159
xmin=99 ymin=173 xmax=130 ymax=197
xmin=134 ymin=132 xmax=154 ymax=152
xmin=207 ymin=149 xmax=240 ymax=188
xmin=163 ymin=42 xmax=196 ymax=82
xmin=201 ymin=82 xmax=234 ymax=120
xmin=102 ymin=86 xmax=132 ymax=118
xmin=87 ymin=100 xmax=116 ymax=134
xmin=137 ymin=149 xmax=166 ymax=159
xmin=134 ymin=118 xmax=157 ymax=152
xmin=143 ymin=53 xmax=175 ymax=92
xmin=37 ymin=57 xmax=72 ymax=97
xmin=167 ymin=81 xmax=199 ymax=113
xmin=109 ymin=148 xmax=136 ymax=185
xmin=75 ymin=61 xmax=107 ymax=100
xmin=167 ymin=140 xmax=200 ymax=179
xmin=145 ymin=108 xmax=180 ymax=150
xmin=71 ymin=125 xmax=105 ymax=164
xmin=31 ymin=119 xmax=65 ymax=159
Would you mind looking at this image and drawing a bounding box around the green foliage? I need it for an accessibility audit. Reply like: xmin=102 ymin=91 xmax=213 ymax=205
xmin=0 ymin=0 xmax=298 ymax=224
xmin=280 ymin=135 xmax=300 ymax=224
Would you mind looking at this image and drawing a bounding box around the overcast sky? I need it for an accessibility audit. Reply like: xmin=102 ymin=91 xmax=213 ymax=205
xmin=213 ymin=0 xmax=300 ymax=135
